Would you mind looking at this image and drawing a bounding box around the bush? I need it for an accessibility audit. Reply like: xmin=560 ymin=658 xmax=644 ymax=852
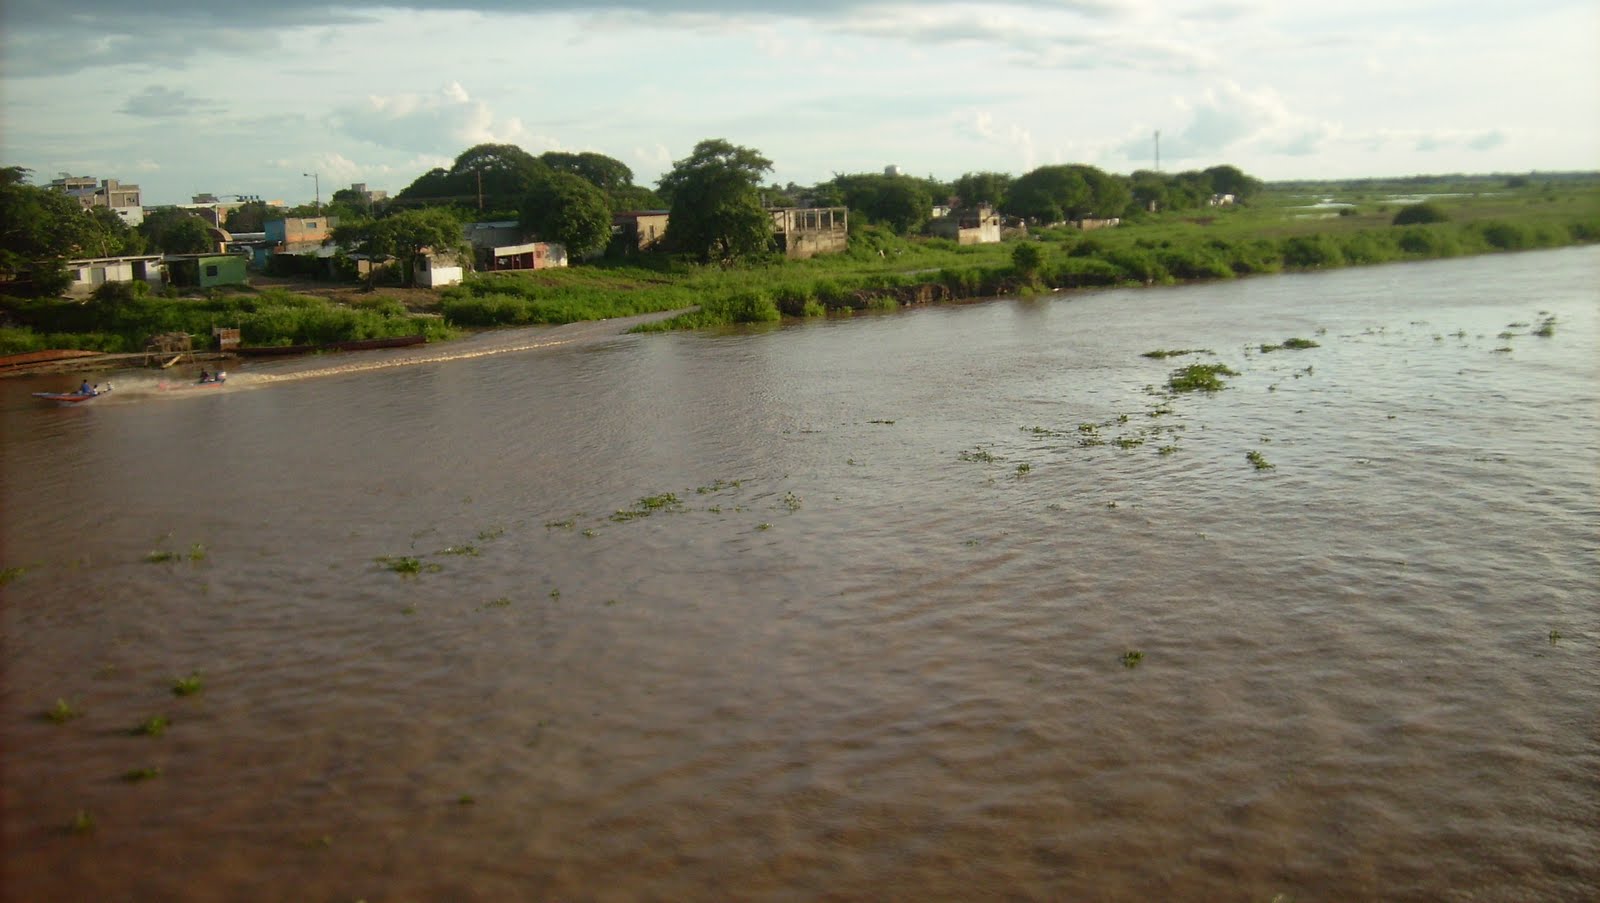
xmin=1477 ymin=221 xmax=1528 ymax=250
xmin=1396 ymin=227 xmax=1461 ymax=258
xmin=1045 ymin=256 xmax=1123 ymax=288
xmin=1281 ymin=234 xmax=1344 ymax=268
xmin=1105 ymin=248 xmax=1164 ymax=283
xmin=1156 ymin=245 xmax=1233 ymax=280
xmin=1338 ymin=231 xmax=1401 ymax=265
xmin=1393 ymin=202 xmax=1449 ymax=225
xmin=770 ymin=284 xmax=815 ymax=317
xmin=1011 ymin=242 xmax=1044 ymax=279
xmin=708 ymin=290 xmax=780 ymax=324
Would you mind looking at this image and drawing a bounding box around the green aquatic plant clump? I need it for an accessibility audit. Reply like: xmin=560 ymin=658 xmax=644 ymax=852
xmin=171 ymin=673 xmax=203 ymax=696
xmin=1167 ymin=363 xmax=1239 ymax=393
xmin=1141 ymin=348 xmax=1212 ymax=359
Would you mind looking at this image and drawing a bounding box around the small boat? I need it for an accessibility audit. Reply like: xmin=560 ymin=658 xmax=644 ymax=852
xmin=33 ymin=383 xmax=113 ymax=405
xmin=159 ymin=371 xmax=227 ymax=391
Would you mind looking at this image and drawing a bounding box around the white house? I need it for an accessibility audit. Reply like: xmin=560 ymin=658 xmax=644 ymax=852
xmin=64 ymin=255 xmax=165 ymax=296
xmin=415 ymin=250 xmax=464 ymax=288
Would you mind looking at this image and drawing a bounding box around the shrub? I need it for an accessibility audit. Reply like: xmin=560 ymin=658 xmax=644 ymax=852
xmin=1281 ymin=234 xmax=1344 ymax=268
xmin=1011 ymin=242 xmax=1044 ymax=280
xmin=1156 ymin=245 xmax=1233 ymax=280
xmin=770 ymin=284 xmax=815 ymax=317
xmin=1397 ymin=227 xmax=1460 ymax=257
xmin=1478 ymin=221 xmax=1528 ymax=250
xmin=1393 ymin=202 xmax=1449 ymax=225
xmin=1338 ymin=231 xmax=1401 ymax=265
xmin=1045 ymin=256 xmax=1123 ymax=288
xmin=1105 ymin=248 xmax=1164 ymax=283
xmin=708 ymin=290 xmax=780 ymax=323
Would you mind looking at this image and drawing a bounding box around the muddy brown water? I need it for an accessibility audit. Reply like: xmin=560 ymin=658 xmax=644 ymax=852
xmin=3 ymin=248 xmax=1597 ymax=901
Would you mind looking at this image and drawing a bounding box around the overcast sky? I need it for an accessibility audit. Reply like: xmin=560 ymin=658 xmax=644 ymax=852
xmin=2 ymin=0 xmax=1596 ymax=206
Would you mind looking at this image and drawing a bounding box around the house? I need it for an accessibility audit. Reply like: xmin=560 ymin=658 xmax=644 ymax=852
xmin=1208 ymin=193 xmax=1236 ymax=207
xmin=927 ymin=204 xmax=1000 ymax=245
xmin=611 ymin=210 xmax=670 ymax=253
xmin=482 ymin=242 xmax=567 ymax=271
xmin=63 ymin=255 xmax=165 ymax=296
xmin=265 ymin=216 xmax=339 ymax=254
xmin=165 ymin=253 xmax=249 ymax=289
xmin=416 ymin=250 xmax=464 ymax=287
xmin=48 ymin=175 xmax=145 ymax=226
xmin=1075 ymin=218 xmax=1121 ymax=231
xmin=769 ymin=206 xmax=849 ymax=259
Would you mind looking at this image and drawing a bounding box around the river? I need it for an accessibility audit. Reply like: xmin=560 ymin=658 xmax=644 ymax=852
xmin=3 ymin=247 xmax=1596 ymax=901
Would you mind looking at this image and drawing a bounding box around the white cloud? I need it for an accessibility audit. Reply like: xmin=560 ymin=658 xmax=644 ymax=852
xmin=329 ymin=82 xmax=555 ymax=156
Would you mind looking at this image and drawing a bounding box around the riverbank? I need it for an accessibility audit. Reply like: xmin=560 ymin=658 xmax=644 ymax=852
xmin=4 ymin=178 xmax=1597 ymax=363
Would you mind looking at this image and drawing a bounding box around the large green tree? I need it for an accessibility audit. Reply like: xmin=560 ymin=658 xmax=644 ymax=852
xmin=520 ymin=171 xmax=614 ymax=259
xmin=953 ymin=171 xmax=1011 ymax=209
xmin=539 ymin=151 xmax=633 ymax=192
xmin=396 ymin=143 xmax=550 ymax=214
xmin=828 ymin=172 xmax=934 ymax=235
xmin=223 ymin=200 xmax=284 ymax=233
xmin=1 ymin=166 xmax=145 ymax=294
xmin=139 ymin=209 xmax=214 ymax=254
xmin=1005 ymin=164 xmax=1129 ymax=223
xmin=336 ymin=208 xmax=468 ymax=286
xmin=658 ymin=139 xmax=774 ymax=265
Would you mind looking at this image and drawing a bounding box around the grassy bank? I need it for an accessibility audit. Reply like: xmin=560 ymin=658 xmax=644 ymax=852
xmin=449 ymin=178 xmax=1600 ymax=332
xmin=4 ymin=177 xmax=1596 ymax=355
xmin=0 ymin=286 xmax=457 ymax=355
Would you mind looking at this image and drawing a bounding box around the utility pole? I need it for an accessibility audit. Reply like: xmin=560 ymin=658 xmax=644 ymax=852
xmin=1154 ymin=130 xmax=1161 ymax=173
xmin=477 ymin=170 xmax=484 ymax=211
xmin=302 ymin=171 xmax=320 ymax=213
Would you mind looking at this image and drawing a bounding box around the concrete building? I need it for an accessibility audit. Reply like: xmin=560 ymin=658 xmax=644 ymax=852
xmin=166 ymin=253 xmax=249 ymax=289
xmin=63 ymin=254 xmax=165 ymax=296
xmin=927 ymin=205 xmax=1000 ymax=245
xmin=769 ymin=206 xmax=849 ymax=259
xmin=481 ymin=242 xmax=567 ymax=271
xmin=416 ymin=251 xmax=465 ymax=287
xmin=348 ymin=183 xmax=388 ymax=206
xmin=611 ymin=210 xmax=670 ymax=253
xmin=265 ymin=216 xmax=339 ymax=254
xmin=48 ymin=175 xmax=145 ymax=226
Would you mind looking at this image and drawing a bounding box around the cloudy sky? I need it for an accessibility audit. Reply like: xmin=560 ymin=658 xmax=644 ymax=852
xmin=2 ymin=0 xmax=1596 ymax=206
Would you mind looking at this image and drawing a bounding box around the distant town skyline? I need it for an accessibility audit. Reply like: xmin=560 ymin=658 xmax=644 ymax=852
xmin=3 ymin=0 xmax=1596 ymax=207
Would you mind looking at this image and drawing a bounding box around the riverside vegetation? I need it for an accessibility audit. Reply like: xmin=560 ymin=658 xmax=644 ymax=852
xmin=2 ymin=173 xmax=1596 ymax=355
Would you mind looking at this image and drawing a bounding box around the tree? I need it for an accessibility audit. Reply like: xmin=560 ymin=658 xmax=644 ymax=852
xmin=953 ymin=171 xmax=1011 ymax=209
xmin=827 ymin=172 xmax=935 ymax=235
xmin=658 ymin=139 xmax=774 ymax=265
xmin=1 ymin=166 xmax=145 ymax=293
xmin=224 ymin=200 xmax=283 ymax=233
xmin=139 ymin=209 xmax=214 ymax=254
xmin=608 ymin=184 xmax=667 ymax=211
xmin=1202 ymin=165 xmax=1262 ymax=201
xmin=520 ymin=172 xmax=614 ymax=259
xmin=874 ymin=178 xmax=932 ymax=235
xmin=1005 ymin=164 xmax=1130 ymax=222
xmin=396 ymin=143 xmax=550 ymax=213
xmin=539 ymin=151 xmax=633 ymax=192
xmin=343 ymin=209 xmax=467 ymax=286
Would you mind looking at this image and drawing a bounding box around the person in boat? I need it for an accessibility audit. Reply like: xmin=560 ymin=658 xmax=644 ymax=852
xmin=199 ymin=369 xmax=212 ymax=383
xmin=78 ymin=380 xmax=94 ymax=395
